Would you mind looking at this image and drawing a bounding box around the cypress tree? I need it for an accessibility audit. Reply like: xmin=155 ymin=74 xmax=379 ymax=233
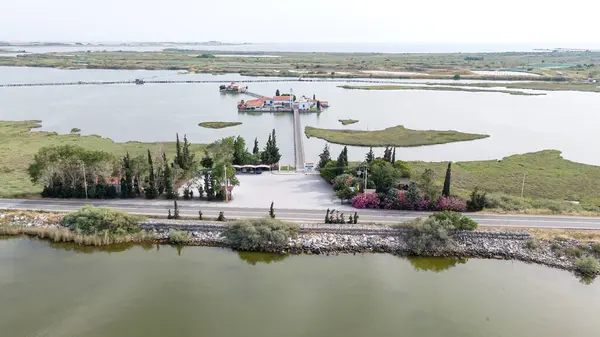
xmin=335 ymin=148 xmax=346 ymax=175
xmin=318 ymin=144 xmax=331 ymax=169
xmin=383 ymin=146 xmax=392 ymax=162
xmin=121 ymin=152 xmax=134 ymax=198
xmin=391 ymin=147 xmax=396 ymax=163
xmin=442 ymin=162 xmax=452 ymax=197
xmin=175 ymin=133 xmax=182 ymax=169
xmin=144 ymin=150 xmax=158 ymax=199
xmin=182 ymin=134 xmax=194 ymax=171
xmin=270 ymin=129 xmax=281 ymax=164
xmin=275 ymin=89 xmax=280 ymax=96
xmin=163 ymin=152 xmax=175 ymax=199
xmin=173 ymin=200 xmax=180 ymax=219
xmin=325 ymin=209 xmax=330 ymax=224
xmin=253 ymin=137 xmax=259 ymax=155
xmin=342 ymin=146 xmax=348 ymax=167
xmin=261 ymin=134 xmax=272 ymax=164
xmin=366 ymin=147 xmax=374 ymax=163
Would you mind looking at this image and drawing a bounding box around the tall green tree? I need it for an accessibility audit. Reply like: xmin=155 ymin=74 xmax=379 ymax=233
xmin=391 ymin=147 xmax=396 ymax=163
xmin=233 ymin=136 xmax=246 ymax=165
xmin=370 ymin=160 xmax=399 ymax=193
xmin=261 ymin=134 xmax=273 ymax=164
xmin=163 ymin=152 xmax=175 ymax=199
xmin=442 ymin=162 xmax=452 ymax=197
xmin=270 ymin=129 xmax=281 ymax=164
xmin=365 ymin=147 xmax=375 ymax=163
xmin=335 ymin=148 xmax=347 ymax=176
xmin=121 ymin=152 xmax=135 ymax=198
xmin=144 ymin=150 xmax=158 ymax=199
xmin=419 ymin=168 xmax=438 ymax=201
xmin=182 ymin=134 xmax=195 ymax=171
xmin=318 ymin=144 xmax=331 ymax=169
xmin=275 ymin=89 xmax=280 ymax=96
xmin=252 ymin=137 xmax=259 ymax=155
xmin=175 ymin=133 xmax=183 ymax=169
xmin=383 ymin=146 xmax=392 ymax=162
xmin=342 ymin=146 xmax=348 ymax=167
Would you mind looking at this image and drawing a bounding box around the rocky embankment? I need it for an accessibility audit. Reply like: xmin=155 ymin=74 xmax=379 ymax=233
xmin=0 ymin=214 xmax=591 ymax=272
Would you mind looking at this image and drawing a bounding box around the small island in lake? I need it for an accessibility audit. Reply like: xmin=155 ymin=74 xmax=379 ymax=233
xmin=339 ymin=119 xmax=359 ymax=125
xmin=305 ymin=125 xmax=489 ymax=147
xmin=198 ymin=121 xmax=242 ymax=129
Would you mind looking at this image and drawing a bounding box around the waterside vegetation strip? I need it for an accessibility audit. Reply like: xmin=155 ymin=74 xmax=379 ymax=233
xmin=338 ymin=85 xmax=545 ymax=96
xmin=305 ymin=125 xmax=489 ymax=147
xmin=2 ymin=209 xmax=599 ymax=280
xmin=2 ymin=50 xmax=600 ymax=82
xmin=427 ymin=82 xmax=600 ymax=93
xmin=198 ymin=121 xmax=242 ymax=129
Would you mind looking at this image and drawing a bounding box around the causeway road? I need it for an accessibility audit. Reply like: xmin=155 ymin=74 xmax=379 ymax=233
xmin=1 ymin=199 xmax=600 ymax=230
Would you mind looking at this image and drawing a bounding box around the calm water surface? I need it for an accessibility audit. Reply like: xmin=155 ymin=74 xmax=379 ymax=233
xmin=0 ymin=237 xmax=599 ymax=337
xmin=1 ymin=67 xmax=599 ymax=165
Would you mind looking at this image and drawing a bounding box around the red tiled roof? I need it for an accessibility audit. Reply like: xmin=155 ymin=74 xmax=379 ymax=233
xmin=261 ymin=97 xmax=272 ymax=100
xmin=272 ymin=96 xmax=293 ymax=101
xmin=245 ymin=100 xmax=263 ymax=107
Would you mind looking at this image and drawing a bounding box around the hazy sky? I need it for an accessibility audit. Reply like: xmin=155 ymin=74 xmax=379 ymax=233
xmin=1 ymin=0 xmax=597 ymax=44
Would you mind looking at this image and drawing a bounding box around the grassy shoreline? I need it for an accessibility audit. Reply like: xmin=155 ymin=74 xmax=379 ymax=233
xmin=305 ymin=125 xmax=489 ymax=147
xmin=198 ymin=121 xmax=242 ymax=129
xmin=424 ymin=82 xmax=600 ymax=93
xmin=338 ymin=85 xmax=545 ymax=96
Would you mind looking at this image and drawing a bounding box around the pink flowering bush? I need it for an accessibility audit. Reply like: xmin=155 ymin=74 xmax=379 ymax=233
xmin=435 ymin=196 xmax=467 ymax=212
xmin=351 ymin=193 xmax=381 ymax=209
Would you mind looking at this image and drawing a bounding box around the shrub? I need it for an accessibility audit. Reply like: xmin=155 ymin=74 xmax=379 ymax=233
xmin=60 ymin=206 xmax=143 ymax=235
xmin=222 ymin=218 xmax=299 ymax=251
xmin=430 ymin=211 xmax=478 ymax=231
xmin=351 ymin=193 xmax=381 ymax=209
xmin=525 ymin=239 xmax=540 ymax=250
xmin=467 ymin=187 xmax=488 ymax=212
xmin=404 ymin=218 xmax=452 ymax=254
xmin=168 ymin=230 xmax=191 ymax=244
xmin=435 ymin=196 xmax=467 ymax=212
xmin=564 ymin=246 xmax=584 ymax=258
xmin=591 ymin=243 xmax=600 ymax=256
xmin=217 ymin=211 xmax=225 ymax=221
xmin=574 ymin=257 xmax=600 ymax=276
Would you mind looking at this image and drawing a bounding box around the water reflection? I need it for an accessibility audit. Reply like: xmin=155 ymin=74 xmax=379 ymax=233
xmin=237 ymin=251 xmax=290 ymax=265
xmin=49 ymin=241 xmax=137 ymax=254
xmin=407 ymin=257 xmax=469 ymax=273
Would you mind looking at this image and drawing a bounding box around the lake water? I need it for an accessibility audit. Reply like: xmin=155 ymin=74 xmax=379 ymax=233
xmin=0 ymin=237 xmax=599 ymax=337
xmin=1 ymin=66 xmax=600 ymax=165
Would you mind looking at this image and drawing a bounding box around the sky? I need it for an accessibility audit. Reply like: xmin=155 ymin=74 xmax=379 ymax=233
xmin=0 ymin=0 xmax=598 ymax=46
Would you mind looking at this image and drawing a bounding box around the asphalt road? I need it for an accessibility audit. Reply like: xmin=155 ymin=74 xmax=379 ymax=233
xmin=2 ymin=198 xmax=600 ymax=229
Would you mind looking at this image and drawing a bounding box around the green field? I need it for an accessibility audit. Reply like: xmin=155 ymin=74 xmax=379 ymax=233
xmin=338 ymin=85 xmax=544 ymax=96
xmin=0 ymin=120 xmax=206 ymax=198
xmin=409 ymin=150 xmax=600 ymax=204
xmin=338 ymin=119 xmax=359 ymax=125
xmin=198 ymin=121 xmax=242 ymax=129
xmin=305 ymin=125 xmax=489 ymax=147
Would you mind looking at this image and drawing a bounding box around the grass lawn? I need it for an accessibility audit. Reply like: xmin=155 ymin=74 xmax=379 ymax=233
xmin=0 ymin=120 xmax=206 ymax=198
xmin=198 ymin=121 xmax=242 ymax=129
xmin=338 ymin=119 xmax=359 ymax=125
xmin=432 ymin=82 xmax=600 ymax=93
xmin=305 ymin=125 xmax=488 ymax=147
xmin=338 ymin=85 xmax=544 ymax=96
xmin=409 ymin=150 xmax=600 ymax=203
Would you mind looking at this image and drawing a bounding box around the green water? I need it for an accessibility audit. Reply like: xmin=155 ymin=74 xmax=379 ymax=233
xmin=1 ymin=237 xmax=599 ymax=337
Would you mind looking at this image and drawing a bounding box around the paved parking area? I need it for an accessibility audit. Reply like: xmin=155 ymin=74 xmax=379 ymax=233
xmin=232 ymin=173 xmax=348 ymax=210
